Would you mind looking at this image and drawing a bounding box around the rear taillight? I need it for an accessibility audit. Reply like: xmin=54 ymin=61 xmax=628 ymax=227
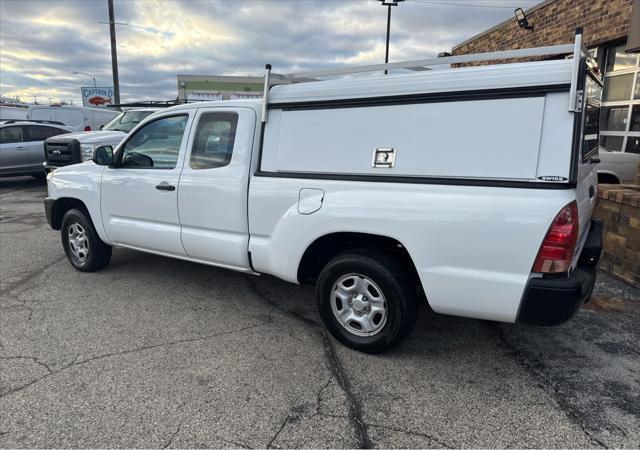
xmin=532 ymin=201 xmax=579 ymax=273
xmin=84 ymin=125 xmax=91 ymax=131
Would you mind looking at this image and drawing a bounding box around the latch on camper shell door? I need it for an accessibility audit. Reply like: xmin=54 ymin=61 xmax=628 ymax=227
xmin=372 ymin=148 xmax=396 ymax=168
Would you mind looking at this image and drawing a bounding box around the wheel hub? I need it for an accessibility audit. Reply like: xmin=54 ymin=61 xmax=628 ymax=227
xmin=67 ymin=222 xmax=89 ymax=263
xmin=352 ymin=294 xmax=369 ymax=313
xmin=330 ymin=273 xmax=388 ymax=337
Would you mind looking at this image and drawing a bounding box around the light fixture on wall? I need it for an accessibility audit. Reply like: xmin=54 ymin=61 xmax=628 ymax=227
xmin=514 ymin=8 xmax=534 ymax=31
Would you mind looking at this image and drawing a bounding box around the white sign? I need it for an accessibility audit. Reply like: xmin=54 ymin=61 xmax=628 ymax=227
xmin=81 ymin=87 xmax=114 ymax=108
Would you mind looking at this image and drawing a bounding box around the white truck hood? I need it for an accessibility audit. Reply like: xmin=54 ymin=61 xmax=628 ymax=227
xmin=60 ymin=130 xmax=126 ymax=144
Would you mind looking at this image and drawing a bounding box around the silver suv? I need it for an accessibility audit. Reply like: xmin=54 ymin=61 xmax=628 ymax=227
xmin=0 ymin=120 xmax=72 ymax=178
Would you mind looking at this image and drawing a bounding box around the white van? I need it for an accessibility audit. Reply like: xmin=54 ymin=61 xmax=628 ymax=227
xmin=28 ymin=105 xmax=118 ymax=133
xmin=0 ymin=106 xmax=28 ymax=121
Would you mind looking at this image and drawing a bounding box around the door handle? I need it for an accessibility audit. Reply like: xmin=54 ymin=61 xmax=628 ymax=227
xmin=155 ymin=183 xmax=175 ymax=191
xmin=16 ymin=146 xmax=27 ymax=150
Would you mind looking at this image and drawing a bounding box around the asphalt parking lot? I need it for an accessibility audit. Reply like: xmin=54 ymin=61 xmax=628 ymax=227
xmin=0 ymin=177 xmax=638 ymax=449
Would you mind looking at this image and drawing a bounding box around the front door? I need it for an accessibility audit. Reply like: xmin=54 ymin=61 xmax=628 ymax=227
xmin=0 ymin=126 xmax=28 ymax=175
xmin=101 ymin=113 xmax=192 ymax=256
xmin=177 ymin=107 xmax=255 ymax=270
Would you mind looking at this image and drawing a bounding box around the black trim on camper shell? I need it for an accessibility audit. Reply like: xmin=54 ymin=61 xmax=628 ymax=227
xmin=268 ymin=84 xmax=571 ymax=111
xmin=254 ymin=170 xmax=577 ymax=190
xmin=569 ymin=57 xmax=587 ymax=185
xmin=257 ymin=83 xmax=577 ymax=186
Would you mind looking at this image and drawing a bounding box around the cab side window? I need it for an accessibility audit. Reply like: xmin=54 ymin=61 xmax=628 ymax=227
xmin=121 ymin=115 xmax=188 ymax=169
xmin=190 ymin=112 xmax=238 ymax=170
xmin=0 ymin=126 xmax=23 ymax=144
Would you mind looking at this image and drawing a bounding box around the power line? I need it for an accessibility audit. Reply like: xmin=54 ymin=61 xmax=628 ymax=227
xmin=409 ymin=0 xmax=536 ymax=9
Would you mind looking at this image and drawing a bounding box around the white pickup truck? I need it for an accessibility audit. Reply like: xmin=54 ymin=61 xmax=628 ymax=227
xmin=45 ymin=33 xmax=603 ymax=353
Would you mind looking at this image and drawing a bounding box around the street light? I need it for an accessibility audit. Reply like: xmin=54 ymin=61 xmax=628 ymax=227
xmin=377 ymin=0 xmax=405 ymax=74
xmin=72 ymin=71 xmax=97 ymax=88
xmin=514 ymin=8 xmax=534 ymax=31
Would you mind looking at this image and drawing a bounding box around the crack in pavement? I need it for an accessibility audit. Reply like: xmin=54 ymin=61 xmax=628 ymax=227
xmin=244 ymin=276 xmax=374 ymax=449
xmin=0 ymin=255 xmax=67 ymax=297
xmin=0 ymin=355 xmax=54 ymax=373
xmin=162 ymin=420 xmax=182 ymax=449
xmin=214 ymin=435 xmax=250 ymax=449
xmin=486 ymin=323 xmax=609 ymax=449
xmin=366 ymin=422 xmax=453 ymax=448
xmin=0 ymin=322 xmax=268 ymax=399
xmin=266 ymin=405 xmax=306 ymax=449
xmin=320 ymin=333 xmax=373 ymax=449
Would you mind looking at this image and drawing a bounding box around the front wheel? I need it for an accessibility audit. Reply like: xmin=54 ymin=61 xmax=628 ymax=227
xmin=316 ymin=251 xmax=418 ymax=354
xmin=61 ymin=208 xmax=112 ymax=272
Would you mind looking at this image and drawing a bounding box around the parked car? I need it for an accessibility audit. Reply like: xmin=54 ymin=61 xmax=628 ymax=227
xmin=44 ymin=34 xmax=603 ymax=353
xmin=27 ymin=105 xmax=118 ymax=133
xmin=597 ymin=147 xmax=639 ymax=184
xmin=43 ymin=108 xmax=161 ymax=172
xmin=0 ymin=121 xmax=72 ymax=178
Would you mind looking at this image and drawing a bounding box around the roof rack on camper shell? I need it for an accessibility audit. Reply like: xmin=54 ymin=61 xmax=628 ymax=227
xmin=260 ymin=29 xmax=599 ymax=123
xmin=107 ymin=100 xmax=193 ymax=109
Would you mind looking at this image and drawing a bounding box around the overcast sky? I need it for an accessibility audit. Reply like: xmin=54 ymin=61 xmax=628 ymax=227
xmin=0 ymin=0 xmax=541 ymax=104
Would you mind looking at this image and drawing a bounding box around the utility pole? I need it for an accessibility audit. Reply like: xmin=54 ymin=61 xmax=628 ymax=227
xmin=377 ymin=0 xmax=405 ymax=74
xmin=107 ymin=0 xmax=120 ymax=105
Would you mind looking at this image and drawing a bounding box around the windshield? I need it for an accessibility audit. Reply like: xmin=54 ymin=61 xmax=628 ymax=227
xmin=102 ymin=110 xmax=155 ymax=133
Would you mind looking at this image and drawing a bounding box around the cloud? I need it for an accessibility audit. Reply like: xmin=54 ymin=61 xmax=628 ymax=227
xmin=0 ymin=0 xmax=531 ymax=104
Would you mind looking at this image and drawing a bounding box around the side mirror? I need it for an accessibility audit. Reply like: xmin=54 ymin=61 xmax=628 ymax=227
xmin=92 ymin=145 xmax=113 ymax=166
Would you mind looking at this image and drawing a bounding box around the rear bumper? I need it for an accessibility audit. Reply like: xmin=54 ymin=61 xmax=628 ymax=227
xmin=517 ymin=219 xmax=603 ymax=326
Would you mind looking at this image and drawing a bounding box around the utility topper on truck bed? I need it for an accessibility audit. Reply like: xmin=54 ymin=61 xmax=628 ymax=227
xmin=45 ymin=31 xmax=603 ymax=353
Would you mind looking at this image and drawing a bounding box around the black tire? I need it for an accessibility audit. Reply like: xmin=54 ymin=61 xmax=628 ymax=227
xmin=316 ymin=250 xmax=418 ymax=354
xmin=61 ymin=208 xmax=112 ymax=272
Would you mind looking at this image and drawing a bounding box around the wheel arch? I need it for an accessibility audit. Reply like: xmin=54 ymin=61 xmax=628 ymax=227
xmin=49 ymin=197 xmax=88 ymax=230
xmin=597 ymin=171 xmax=620 ymax=184
xmin=296 ymin=232 xmax=425 ymax=299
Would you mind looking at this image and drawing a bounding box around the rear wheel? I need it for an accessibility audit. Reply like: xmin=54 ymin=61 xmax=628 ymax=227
xmin=317 ymin=250 xmax=417 ymax=353
xmin=61 ymin=208 xmax=112 ymax=272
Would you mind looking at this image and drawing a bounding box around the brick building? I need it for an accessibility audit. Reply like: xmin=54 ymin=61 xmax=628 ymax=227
xmin=452 ymin=0 xmax=639 ymax=156
xmin=452 ymin=0 xmax=640 ymax=286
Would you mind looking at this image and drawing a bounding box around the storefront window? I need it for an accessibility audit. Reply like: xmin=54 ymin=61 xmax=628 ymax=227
xmin=626 ymin=136 xmax=639 ymax=154
xmin=601 ymin=106 xmax=628 ymax=131
xmin=599 ymin=42 xmax=640 ymax=152
xmin=600 ymin=135 xmax=624 ymax=151
xmin=602 ymin=74 xmax=633 ymax=101
xmin=631 ymin=105 xmax=640 ymax=131
xmin=605 ymin=44 xmax=638 ymax=72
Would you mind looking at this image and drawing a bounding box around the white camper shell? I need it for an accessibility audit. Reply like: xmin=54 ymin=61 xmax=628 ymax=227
xmin=45 ymin=32 xmax=604 ymax=353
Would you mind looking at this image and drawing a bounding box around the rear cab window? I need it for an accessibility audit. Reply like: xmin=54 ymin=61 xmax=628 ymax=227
xmin=190 ymin=112 xmax=238 ymax=169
